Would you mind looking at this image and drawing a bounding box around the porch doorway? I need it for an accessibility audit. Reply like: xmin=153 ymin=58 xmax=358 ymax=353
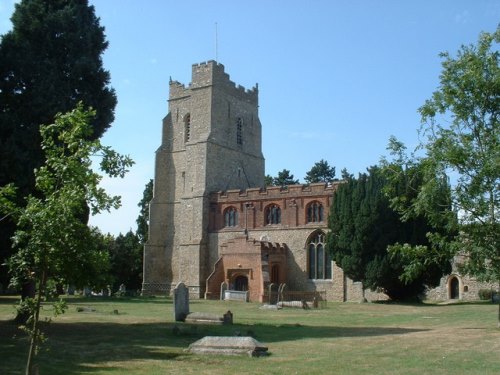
xmin=234 ymin=275 xmax=248 ymax=291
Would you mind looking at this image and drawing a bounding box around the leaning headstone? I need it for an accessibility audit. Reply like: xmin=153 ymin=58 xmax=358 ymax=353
xmin=188 ymin=336 xmax=268 ymax=357
xmin=173 ymin=282 xmax=189 ymax=322
xmin=220 ymin=281 xmax=228 ymax=300
xmin=278 ymin=283 xmax=287 ymax=304
xmin=83 ymin=287 xmax=91 ymax=297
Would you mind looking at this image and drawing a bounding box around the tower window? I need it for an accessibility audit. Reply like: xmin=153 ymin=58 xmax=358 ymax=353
xmin=236 ymin=117 xmax=243 ymax=145
xmin=308 ymin=231 xmax=332 ymax=279
xmin=265 ymin=204 xmax=281 ymax=225
xmin=224 ymin=207 xmax=238 ymax=227
xmin=184 ymin=113 xmax=191 ymax=143
xmin=306 ymin=201 xmax=324 ymax=223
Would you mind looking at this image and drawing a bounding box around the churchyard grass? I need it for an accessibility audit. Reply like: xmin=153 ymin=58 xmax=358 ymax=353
xmin=0 ymin=296 xmax=498 ymax=374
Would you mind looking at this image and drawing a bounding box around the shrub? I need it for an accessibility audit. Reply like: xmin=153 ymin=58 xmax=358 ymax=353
xmin=478 ymin=289 xmax=492 ymax=300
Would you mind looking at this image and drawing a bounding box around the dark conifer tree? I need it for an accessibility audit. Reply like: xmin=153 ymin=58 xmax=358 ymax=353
xmin=326 ymin=166 xmax=451 ymax=300
xmin=0 ymin=0 xmax=116 ymax=289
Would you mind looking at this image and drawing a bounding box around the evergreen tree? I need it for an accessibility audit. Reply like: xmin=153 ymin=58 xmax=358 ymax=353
xmin=304 ymin=159 xmax=336 ymax=184
xmin=326 ymin=166 xmax=451 ymax=300
xmin=273 ymin=169 xmax=299 ymax=188
xmin=136 ymin=179 xmax=153 ymax=244
xmin=0 ymin=0 xmax=116 ymax=288
xmin=109 ymin=231 xmax=143 ymax=292
xmin=264 ymin=174 xmax=274 ymax=187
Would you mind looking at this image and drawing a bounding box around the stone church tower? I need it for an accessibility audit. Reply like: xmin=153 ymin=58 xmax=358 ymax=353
xmin=142 ymin=61 xmax=265 ymax=297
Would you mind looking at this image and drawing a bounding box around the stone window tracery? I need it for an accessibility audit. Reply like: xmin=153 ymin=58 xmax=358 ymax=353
xmin=307 ymin=231 xmax=332 ymax=280
xmin=224 ymin=207 xmax=238 ymax=227
xmin=306 ymin=201 xmax=324 ymax=223
xmin=265 ymin=204 xmax=281 ymax=225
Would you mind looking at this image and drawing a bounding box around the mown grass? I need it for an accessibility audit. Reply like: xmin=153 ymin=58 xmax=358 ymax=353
xmin=0 ymin=296 xmax=498 ymax=374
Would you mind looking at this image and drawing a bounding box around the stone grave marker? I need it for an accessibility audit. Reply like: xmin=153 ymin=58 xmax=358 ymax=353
xmin=173 ymin=282 xmax=189 ymax=321
xmin=278 ymin=283 xmax=287 ymax=304
xmin=268 ymin=283 xmax=278 ymax=305
xmin=188 ymin=336 xmax=268 ymax=357
xmin=220 ymin=281 xmax=228 ymax=300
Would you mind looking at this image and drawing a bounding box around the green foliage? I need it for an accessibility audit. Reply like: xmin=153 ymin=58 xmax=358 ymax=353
xmin=264 ymin=174 xmax=274 ymax=187
xmin=383 ymin=27 xmax=499 ymax=289
xmin=269 ymin=169 xmax=299 ymax=188
xmin=108 ymin=231 xmax=143 ymax=292
xmin=419 ymin=26 xmax=499 ymax=282
xmin=326 ymin=166 xmax=452 ymax=300
xmin=0 ymin=0 xmax=117 ymax=289
xmin=136 ymin=179 xmax=153 ymax=244
xmin=304 ymin=159 xmax=336 ymax=184
xmin=478 ymin=289 xmax=493 ymax=301
xmin=0 ymin=104 xmax=133 ymax=373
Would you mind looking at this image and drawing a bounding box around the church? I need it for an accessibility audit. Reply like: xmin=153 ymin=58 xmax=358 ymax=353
xmin=142 ymin=61 xmax=493 ymax=303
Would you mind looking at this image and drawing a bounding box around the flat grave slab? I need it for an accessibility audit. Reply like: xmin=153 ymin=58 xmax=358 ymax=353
xmin=188 ymin=336 xmax=268 ymax=357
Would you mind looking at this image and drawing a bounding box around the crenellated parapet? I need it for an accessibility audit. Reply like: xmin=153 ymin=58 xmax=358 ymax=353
xmin=211 ymin=182 xmax=339 ymax=202
xmin=209 ymin=182 xmax=340 ymax=232
xmin=169 ymin=60 xmax=258 ymax=104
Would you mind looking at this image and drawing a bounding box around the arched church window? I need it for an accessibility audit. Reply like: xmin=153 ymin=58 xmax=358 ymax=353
xmin=306 ymin=201 xmax=324 ymax=223
xmin=224 ymin=207 xmax=238 ymax=227
xmin=236 ymin=117 xmax=243 ymax=145
xmin=307 ymin=231 xmax=332 ymax=280
xmin=265 ymin=204 xmax=281 ymax=225
xmin=184 ymin=113 xmax=191 ymax=142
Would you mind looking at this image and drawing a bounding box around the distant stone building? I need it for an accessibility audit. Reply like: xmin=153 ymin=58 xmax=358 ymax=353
xmin=142 ymin=61 xmax=493 ymax=303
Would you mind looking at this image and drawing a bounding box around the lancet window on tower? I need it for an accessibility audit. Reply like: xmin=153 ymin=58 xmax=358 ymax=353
xmin=184 ymin=113 xmax=191 ymax=143
xmin=236 ymin=117 xmax=243 ymax=145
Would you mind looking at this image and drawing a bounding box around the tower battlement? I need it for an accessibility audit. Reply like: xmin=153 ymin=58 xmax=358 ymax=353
xmin=169 ymin=60 xmax=258 ymax=104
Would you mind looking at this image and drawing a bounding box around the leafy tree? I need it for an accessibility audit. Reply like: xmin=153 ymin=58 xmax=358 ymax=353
xmin=0 ymin=105 xmax=133 ymax=374
xmin=304 ymin=159 xmax=336 ymax=183
xmin=0 ymin=0 xmax=116 ymax=290
xmin=264 ymin=174 xmax=274 ymax=187
xmin=384 ymin=27 xmax=499 ymax=324
xmin=273 ymin=169 xmax=299 ymax=188
xmin=326 ymin=166 xmax=451 ymax=300
xmin=136 ymin=179 xmax=153 ymax=244
xmin=108 ymin=231 xmax=143 ymax=293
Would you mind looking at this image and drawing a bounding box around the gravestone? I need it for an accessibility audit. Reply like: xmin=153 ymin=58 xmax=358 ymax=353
xmin=220 ymin=281 xmax=228 ymax=300
xmin=173 ymin=282 xmax=189 ymax=321
xmin=184 ymin=310 xmax=233 ymax=325
xmin=268 ymin=283 xmax=278 ymax=305
xmin=278 ymin=283 xmax=287 ymax=304
xmin=188 ymin=336 xmax=268 ymax=357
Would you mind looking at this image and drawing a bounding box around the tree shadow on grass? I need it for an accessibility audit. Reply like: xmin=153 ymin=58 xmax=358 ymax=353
xmin=0 ymin=317 xmax=429 ymax=375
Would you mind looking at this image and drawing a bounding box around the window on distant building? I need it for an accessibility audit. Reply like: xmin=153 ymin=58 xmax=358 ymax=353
xmin=184 ymin=113 xmax=191 ymax=142
xmin=224 ymin=207 xmax=238 ymax=227
xmin=236 ymin=117 xmax=243 ymax=145
xmin=307 ymin=231 xmax=331 ymax=279
xmin=306 ymin=201 xmax=324 ymax=223
xmin=265 ymin=204 xmax=281 ymax=225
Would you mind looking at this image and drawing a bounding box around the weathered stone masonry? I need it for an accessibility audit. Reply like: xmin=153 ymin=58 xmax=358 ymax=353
xmin=142 ymin=60 xmax=491 ymax=302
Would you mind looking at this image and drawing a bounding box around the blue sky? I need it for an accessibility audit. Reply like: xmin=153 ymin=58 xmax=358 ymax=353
xmin=0 ymin=1 xmax=498 ymax=235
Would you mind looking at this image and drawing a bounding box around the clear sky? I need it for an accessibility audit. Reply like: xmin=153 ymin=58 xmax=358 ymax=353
xmin=0 ymin=1 xmax=498 ymax=235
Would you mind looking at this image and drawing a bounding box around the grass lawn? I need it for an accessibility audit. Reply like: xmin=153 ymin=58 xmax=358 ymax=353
xmin=0 ymin=296 xmax=499 ymax=374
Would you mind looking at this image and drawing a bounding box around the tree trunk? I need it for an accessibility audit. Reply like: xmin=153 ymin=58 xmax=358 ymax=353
xmin=25 ymin=272 xmax=45 ymax=375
